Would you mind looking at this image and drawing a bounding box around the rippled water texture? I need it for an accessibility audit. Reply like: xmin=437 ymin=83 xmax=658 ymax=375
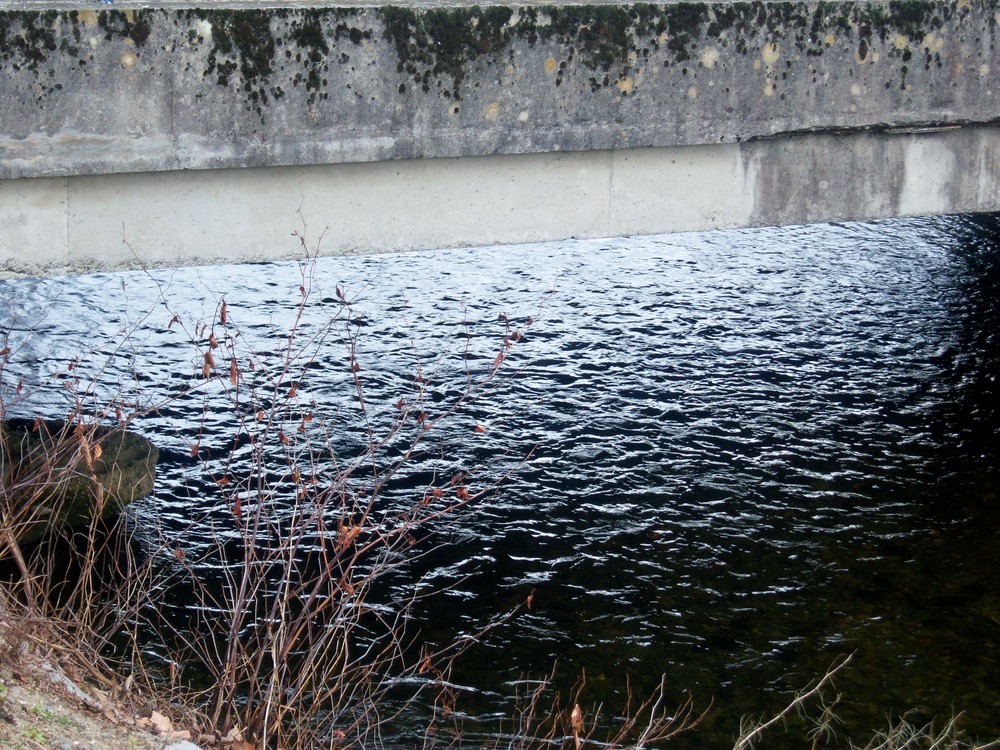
xmin=3 ymin=215 xmax=1000 ymax=745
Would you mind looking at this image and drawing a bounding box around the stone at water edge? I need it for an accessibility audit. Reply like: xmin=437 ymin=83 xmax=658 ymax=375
xmin=0 ymin=418 xmax=159 ymax=547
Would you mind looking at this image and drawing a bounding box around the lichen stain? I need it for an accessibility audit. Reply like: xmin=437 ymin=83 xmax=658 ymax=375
xmin=77 ymin=10 xmax=98 ymax=29
xmin=699 ymin=47 xmax=719 ymax=68
xmin=761 ymin=42 xmax=780 ymax=65
xmin=544 ymin=56 xmax=557 ymax=73
xmin=922 ymin=32 xmax=944 ymax=52
xmin=485 ymin=101 xmax=500 ymax=119
xmin=193 ymin=19 xmax=212 ymax=43
xmin=617 ymin=75 xmax=635 ymax=94
xmin=120 ymin=50 xmax=137 ymax=69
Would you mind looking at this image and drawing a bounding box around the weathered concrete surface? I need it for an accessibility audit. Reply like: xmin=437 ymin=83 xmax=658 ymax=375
xmin=4 ymin=124 xmax=998 ymax=276
xmin=1 ymin=1 xmax=1000 ymax=273
xmin=3 ymin=1 xmax=999 ymax=177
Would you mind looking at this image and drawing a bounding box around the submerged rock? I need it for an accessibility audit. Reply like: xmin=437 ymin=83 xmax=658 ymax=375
xmin=0 ymin=418 xmax=158 ymax=548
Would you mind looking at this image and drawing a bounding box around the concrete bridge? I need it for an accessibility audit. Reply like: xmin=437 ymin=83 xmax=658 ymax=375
xmin=2 ymin=0 xmax=1000 ymax=276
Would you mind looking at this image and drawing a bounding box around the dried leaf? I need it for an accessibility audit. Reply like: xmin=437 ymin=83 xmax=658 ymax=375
xmin=79 ymin=435 xmax=93 ymax=467
xmin=571 ymin=704 xmax=584 ymax=750
xmin=455 ymin=487 xmax=470 ymax=500
xmin=474 ymin=424 xmax=487 ymax=433
xmin=278 ymin=431 xmax=290 ymax=445
xmin=92 ymin=443 xmax=103 ymax=461
xmin=339 ymin=525 xmax=362 ymax=546
xmin=216 ymin=476 xmax=231 ymax=487
xmin=229 ymin=358 xmax=239 ymax=385
xmin=149 ymin=710 xmax=173 ymax=735
xmin=526 ymin=589 xmax=535 ymax=610
xmin=190 ymin=443 xmax=199 ymax=458
xmin=232 ymin=496 xmax=242 ymax=519
xmin=432 ymin=488 xmax=443 ymax=499
xmin=208 ymin=332 xmax=219 ymax=349
xmin=220 ymin=300 xmax=228 ymax=325
xmin=173 ymin=548 xmax=185 ymax=560
xmin=350 ymin=362 xmax=361 ymax=373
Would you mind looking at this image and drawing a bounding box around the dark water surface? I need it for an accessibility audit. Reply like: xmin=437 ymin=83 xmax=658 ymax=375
xmin=3 ymin=215 xmax=1000 ymax=745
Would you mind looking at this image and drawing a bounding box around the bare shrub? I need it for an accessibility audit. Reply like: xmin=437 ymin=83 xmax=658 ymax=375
xmin=101 ymin=227 xmax=542 ymax=747
xmin=490 ymin=669 xmax=709 ymax=750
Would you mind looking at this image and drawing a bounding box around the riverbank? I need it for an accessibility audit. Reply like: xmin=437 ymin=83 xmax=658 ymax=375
xmin=0 ymin=611 xmax=192 ymax=750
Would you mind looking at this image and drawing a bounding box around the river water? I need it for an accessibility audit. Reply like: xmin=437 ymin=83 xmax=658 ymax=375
xmin=2 ymin=214 xmax=1000 ymax=746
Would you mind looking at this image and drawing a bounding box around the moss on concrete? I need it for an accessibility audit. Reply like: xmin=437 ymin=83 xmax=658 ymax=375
xmin=0 ymin=1 xmax=993 ymax=118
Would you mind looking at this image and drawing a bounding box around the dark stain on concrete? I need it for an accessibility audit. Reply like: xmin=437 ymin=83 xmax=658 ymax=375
xmin=0 ymin=1 xmax=994 ymax=113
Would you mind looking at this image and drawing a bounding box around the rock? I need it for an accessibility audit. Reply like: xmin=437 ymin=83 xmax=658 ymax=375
xmin=163 ymin=742 xmax=204 ymax=750
xmin=1 ymin=418 xmax=158 ymax=548
xmin=39 ymin=662 xmax=102 ymax=711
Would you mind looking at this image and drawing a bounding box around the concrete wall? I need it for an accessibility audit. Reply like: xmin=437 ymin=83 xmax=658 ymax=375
xmin=2 ymin=1 xmax=1000 ymax=274
xmin=4 ymin=124 xmax=998 ymax=275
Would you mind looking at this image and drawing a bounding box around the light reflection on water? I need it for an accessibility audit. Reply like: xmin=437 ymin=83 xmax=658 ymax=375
xmin=2 ymin=214 xmax=1000 ymax=745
